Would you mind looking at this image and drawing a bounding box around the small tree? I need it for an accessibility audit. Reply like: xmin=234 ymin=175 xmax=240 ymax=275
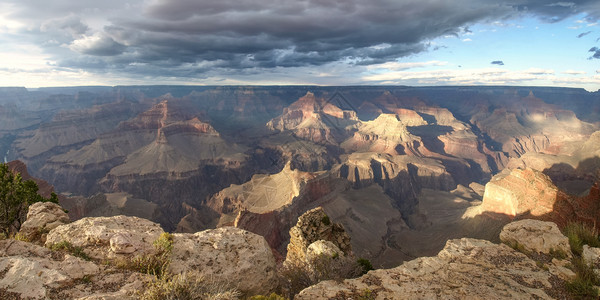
xmin=0 ymin=163 xmax=58 ymax=236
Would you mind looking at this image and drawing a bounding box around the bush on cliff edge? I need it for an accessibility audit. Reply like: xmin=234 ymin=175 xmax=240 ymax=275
xmin=0 ymin=163 xmax=58 ymax=237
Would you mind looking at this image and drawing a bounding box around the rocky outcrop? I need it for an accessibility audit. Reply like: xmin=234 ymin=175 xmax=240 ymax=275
xmin=474 ymin=167 xmax=600 ymax=229
xmin=500 ymin=219 xmax=571 ymax=256
xmin=285 ymin=207 xmax=352 ymax=266
xmin=170 ymin=227 xmax=278 ymax=295
xmin=230 ymin=168 xmax=349 ymax=256
xmin=583 ymin=245 xmax=600 ymax=267
xmin=44 ymin=216 xmax=165 ymax=261
xmin=0 ymin=239 xmax=148 ymax=300
xmin=306 ymin=240 xmax=344 ymax=261
xmin=479 ymin=168 xmax=562 ymax=217
xmin=19 ymin=202 xmax=70 ymax=244
xmin=297 ymin=238 xmax=561 ymax=299
xmin=42 ymin=215 xmax=278 ymax=296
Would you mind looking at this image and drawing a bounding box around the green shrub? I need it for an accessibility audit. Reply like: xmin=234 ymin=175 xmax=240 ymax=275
xmin=49 ymin=241 xmax=91 ymax=261
xmin=564 ymin=223 xmax=600 ymax=256
xmin=357 ymin=288 xmax=376 ymax=300
xmin=139 ymin=271 xmax=240 ymax=300
xmin=504 ymin=240 xmax=529 ymax=254
xmin=357 ymin=258 xmax=374 ymax=275
xmin=13 ymin=232 xmax=30 ymax=242
xmin=154 ymin=232 xmax=174 ymax=253
xmin=249 ymin=293 xmax=288 ymax=300
xmin=549 ymin=248 xmax=569 ymax=260
xmin=566 ymin=257 xmax=600 ymax=298
xmin=0 ymin=163 xmax=58 ymax=236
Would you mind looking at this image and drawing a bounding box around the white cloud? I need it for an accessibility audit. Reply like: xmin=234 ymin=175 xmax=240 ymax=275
xmin=366 ymin=60 xmax=448 ymax=71
xmin=563 ymin=70 xmax=586 ymax=75
xmin=0 ymin=3 xmax=25 ymax=33
xmin=69 ymin=32 xmax=125 ymax=56
xmin=525 ymin=68 xmax=555 ymax=75
xmin=462 ymin=38 xmax=473 ymax=42
xmin=361 ymin=67 xmax=600 ymax=91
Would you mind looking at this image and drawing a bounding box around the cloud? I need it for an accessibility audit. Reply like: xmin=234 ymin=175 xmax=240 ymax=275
xmin=590 ymin=47 xmax=600 ymax=59
xmin=69 ymin=33 xmax=125 ymax=56
xmin=367 ymin=61 xmax=448 ymax=71
xmin=462 ymin=38 xmax=473 ymax=42
xmin=526 ymin=68 xmax=555 ymax=75
xmin=577 ymin=31 xmax=592 ymax=38
xmin=360 ymin=66 xmax=600 ymax=91
xmin=491 ymin=60 xmax=505 ymax=65
xmin=2 ymin=0 xmax=600 ymax=80
xmin=563 ymin=70 xmax=587 ymax=74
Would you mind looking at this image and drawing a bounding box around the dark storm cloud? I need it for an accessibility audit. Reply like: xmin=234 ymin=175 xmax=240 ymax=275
xmin=577 ymin=31 xmax=592 ymax=38
xmin=4 ymin=0 xmax=600 ymax=78
xmin=491 ymin=60 xmax=505 ymax=65
xmin=590 ymin=47 xmax=600 ymax=59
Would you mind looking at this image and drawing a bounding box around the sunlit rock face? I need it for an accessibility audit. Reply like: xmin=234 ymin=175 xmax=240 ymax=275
xmin=479 ymin=168 xmax=560 ymax=217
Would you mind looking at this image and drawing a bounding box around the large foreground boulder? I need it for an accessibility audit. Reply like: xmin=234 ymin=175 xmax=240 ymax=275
xmin=0 ymin=239 xmax=148 ymax=300
xmin=500 ymin=219 xmax=571 ymax=256
xmin=19 ymin=202 xmax=70 ymax=244
xmin=297 ymin=238 xmax=558 ymax=299
xmin=170 ymin=227 xmax=278 ymax=295
xmin=45 ymin=215 xmax=164 ymax=261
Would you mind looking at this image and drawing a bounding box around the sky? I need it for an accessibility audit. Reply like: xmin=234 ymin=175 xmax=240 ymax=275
xmin=1 ymin=0 xmax=600 ymax=91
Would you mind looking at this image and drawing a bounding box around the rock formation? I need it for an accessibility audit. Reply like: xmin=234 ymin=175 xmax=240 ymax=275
xmin=170 ymin=227 xmax=278 ymax=295
xmin=0 ymin=239 xmax=150 ymax=300
xmin=284 ymin=207 xmax=352 ymax=266
xmin=45 ymin=216 xmax=165 ymax=261
xmin=297 ymin=218 xmax=586 ymax=299
xmin=298 ymin=238 xmax=560 ymax=299
xmin=500 ymin=219 xmax=571 ymax=256
xmin=41 ymin=214 xmax=278 ymax=296
xmin=478 ymin=168 xmax=561 ymax=217
xmin=267 ymin=91 xmax=359 ymax=145
xmin=18 ymin=202 xmax=70 ymax=244
xmin=471 ymin=167 xmax=600 ymax=228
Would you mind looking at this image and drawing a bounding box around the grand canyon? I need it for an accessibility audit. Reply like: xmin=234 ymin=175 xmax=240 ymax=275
xmin=2 ymin=85 xmax=599 ymax=270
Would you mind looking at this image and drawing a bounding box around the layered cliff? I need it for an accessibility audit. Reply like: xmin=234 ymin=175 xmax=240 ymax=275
xmin=470 ymin=167 xmax=600 ymax=228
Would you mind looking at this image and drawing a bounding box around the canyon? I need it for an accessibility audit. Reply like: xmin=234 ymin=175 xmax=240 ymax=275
xmin=1 ymin=85 xmax=600 ymax=268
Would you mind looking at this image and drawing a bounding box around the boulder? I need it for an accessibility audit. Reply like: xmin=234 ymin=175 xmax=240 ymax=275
xmin=500 ymin=219 xmax=571 ymax=257
xmin=169 ymin=227 xmax=277 ymax=295
xmin=19 ymin=202 xmax=70 ymax=244
xmin=45 ymin=215 xmax=164 ymax=261
xmin=285 ymin=207 xmax=352 ymax=266
xmin=548 ymin=258 xmax=576 ymax=281
xmin=297 ymin=238 xmax=558 ymax=299
xmin=583 ymin=245 xmax=600 ymax=267
xmin=0 ymin=240 xmax=99 ymax=299
xmin=306 ymin=240 xmax=343 ymax=262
